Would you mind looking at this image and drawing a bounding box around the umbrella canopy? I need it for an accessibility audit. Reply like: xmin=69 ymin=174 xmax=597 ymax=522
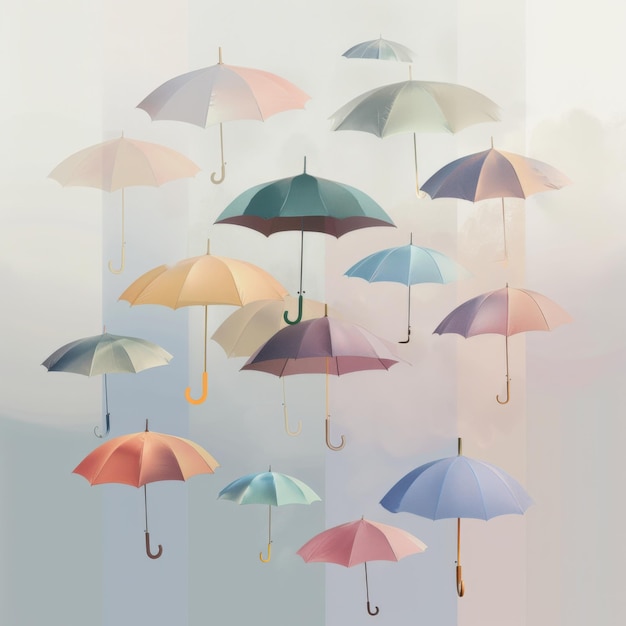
xmin=137 ymin=47 xmax=310 ymax=183
xmin=342 ymin=37 xmax=415 ymax=62
xmin=344 ymin=233 xmax=470 ymax=342
xmin=73 ymin=419 xmax=219 ymax=559
xmin=421 ymin=144 xmax=571 ymax=258
xmin=215 ymin=158 xmax=395 ymax=324
xmin=329 ymin=79 xmax=500 ymax=193
xmin=297 ymin=517 xmax=426 ymax=615
xmin=119 ymin=243 xmax=287 ymax=404
xmin=218 ymin=468 xmax=321 ymax=562
xmin=380 ymin=438 xmax=532 ymax=596
xmin=42 ymin=331 xmax=173 ymax=437
xmin=241 ymin=309 xmax=401 ymax=450
xmin=433 ymin=284 xmax=572 ymax=404
xmin=49 ymin=136 xmax=200 ymax=273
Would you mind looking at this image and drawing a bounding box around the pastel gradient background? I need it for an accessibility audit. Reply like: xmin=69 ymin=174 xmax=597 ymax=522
xmin=0 ymin=1 xmax=623 ymax=625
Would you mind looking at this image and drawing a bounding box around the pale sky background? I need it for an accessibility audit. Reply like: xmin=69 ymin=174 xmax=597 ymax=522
xmin=0 ymin=1 xmax=624 ymax=625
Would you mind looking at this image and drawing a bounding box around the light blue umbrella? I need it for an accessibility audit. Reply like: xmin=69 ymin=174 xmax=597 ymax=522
xmin=342 ymin=37 xmax=415 ymax=62
xmin=344 ymin=234 xmax=470 ymax=342
xmin=380 ymin=438 xmax=533 ymax=596
xmin=218 ymin=468 xmax=321 ymax=562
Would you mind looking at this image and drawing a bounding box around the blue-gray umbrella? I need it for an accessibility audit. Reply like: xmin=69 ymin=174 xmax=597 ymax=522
xmin=342 ymin=37 xmax=415 ymax=62
xmin=380 ymin=438 xmax=533 ymax=596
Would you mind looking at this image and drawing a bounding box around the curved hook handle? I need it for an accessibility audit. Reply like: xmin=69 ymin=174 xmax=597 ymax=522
xmin=325 ymin=417 xmax=345 ymax=451
xmin=283 ymin=294 xmax=304 ymax=325
xmin=367 ymin=601 xmax=380 ymax=616
xmin=496 ymin=378 xmax=510 ymax=405
xmin=398 ymin=327 xmax=411 ymax=344
xmin=94 ymin=412 xmax=111 ymax=439
xmin=145 ymin=531 xmax=163 ymax=560
xmin=456 ymin=564 xmax=465 ymax=597
xmin=107 ymin=244 xmax=126 ymax=274
xmin=210 ymin=162 xmax=226 ymax=185
xmin=185 ymin=371 xmax=208 ymax=405
xmin=259 ymin=542 xmax=272 ymax=563
xmin=283 ymin=403 xmax=302 ymax=436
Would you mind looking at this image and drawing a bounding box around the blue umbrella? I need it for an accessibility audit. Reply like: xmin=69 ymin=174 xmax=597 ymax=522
xmin=380 ymin=438 xmax=532 ymax=596
xmin=342 ymin=37 xmax=415 ymax=62
xmin=344 ymin=233 xmax=470 ymax=342
xmin=218 ymin=467 xmax=321 ymax=562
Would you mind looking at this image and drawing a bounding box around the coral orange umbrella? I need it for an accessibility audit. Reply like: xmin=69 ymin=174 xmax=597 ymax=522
xmin=73 ymin=419 xmax=219 ymax=559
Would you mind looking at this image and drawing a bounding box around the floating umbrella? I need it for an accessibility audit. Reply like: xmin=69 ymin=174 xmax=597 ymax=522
xmin=119 ymin=241 xmax=287 ymax=405
xmin=211 ymin=297 xmax=333 ymax=435
xmin=421 ymin=141 xmax=571 ymax=258
xmin=214 ymin=157 xmax=395 ymax=324
xmin=73 ymin=419 xmax=219 ymax=559
xmin=329 ymin=75 xmax=500 ymax=193
xmin=42 ymin=331 xmax=172 ymax=437
xmin=344 ymin=233 xmax=470 ymax=342
xmin=49 ymin=135 xmax=200 ymax=273
xmin=297 ymin=517 xmax=427 ymax=615
xmin=137 ymin=47 xmax=309 ymax=184
xmin=218 ymin=467 xmax=321 ymax=563
xmin=433 ymin=283 xmax=572 ymax=404
xmin=342 ymin=37 xmax=415 ymax=62
xmin=241 ymin=306 xmax=401 ymax=450
xmin=381 ymin=437 xmax=532 ymax=596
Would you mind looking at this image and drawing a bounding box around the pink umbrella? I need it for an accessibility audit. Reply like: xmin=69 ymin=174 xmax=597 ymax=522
xmin=241 ymin=307 xmax=401 ymax=450
xmin=434 ymin=283 xmax=572 ymax=404
xmin=297 ymin=517 xmax=427 ymax=615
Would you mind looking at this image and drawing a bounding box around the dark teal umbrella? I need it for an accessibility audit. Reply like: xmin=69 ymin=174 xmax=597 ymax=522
xmin=214 ymin=158 xmax=395 ymax=324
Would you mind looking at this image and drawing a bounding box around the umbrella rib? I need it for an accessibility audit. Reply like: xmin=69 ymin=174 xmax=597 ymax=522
xmin=432 ymin=460 xmax=456 ymax=518
xmin=465 ymin=461 xmax=489 ymax=519
xmin=519 ymin=289 xmax=551 ymax=329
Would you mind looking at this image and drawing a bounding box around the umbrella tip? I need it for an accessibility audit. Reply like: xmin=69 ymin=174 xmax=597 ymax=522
xmin=457 ymin=437 xmax=462 ymax=455
xmin=145 ymin=419 xmax=149 ymax=432
xmin=490 ymin=136 xmax=494 ymax=148
xmin=303 ymin=155 xmax=307 ymax=173
xmin=218 ymin=47 xmax=223 ymax=64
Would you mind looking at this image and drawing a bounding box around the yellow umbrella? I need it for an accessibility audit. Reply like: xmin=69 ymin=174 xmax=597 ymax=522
xmin=49 ymin=135 xmax=200 ymax=273
xmin=119 ymin=242 xmax=287 ymax=404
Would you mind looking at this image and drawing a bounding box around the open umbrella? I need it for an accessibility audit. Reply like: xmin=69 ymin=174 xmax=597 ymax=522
xmin=241 ymin=306 xmax=401 ymax=450
xmin=218 ymin=466 xmax=321 ymax=563
xmin=297 ymin=517 xmax=427 ymax=615
xmin=329 ymin=74 xmax=500 ymax=194
xmin=342 ymin=37 xmax=415 ymax=62
xmin=42 ymin=331 xmax=173 ymax=437
xmin=433 ymin=283 xmax=572 ymax=404
xmin=344 ymin=233 xmax=470 ymax=343
xmin=421 ymin=140 xmax=571 ymax=258
xmin=49 ymin=135 xmax=200 ymax=273
xmin=73 ymin=419 xmax=219 ymax=559
xmin=380 ymin=438 xmax=532 ymax=596
xmin=118 ymin=241 xmax=287 ymax=405
xmin=214 ymin=157 xmax=395 ymax=324
xmin=137 ymin=47 xmax=309 ymax=184
xmin=211 ymin=297 xmax=332 ymax=435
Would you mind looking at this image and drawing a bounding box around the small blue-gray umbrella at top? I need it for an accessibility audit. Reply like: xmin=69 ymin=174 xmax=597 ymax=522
xmin=342 ymin=37 xmax=415 ymax=62
xmin=218 ymin=467 xmax=321 ymax=563
xmin=214 ymin=157 xmax=395 ymax=325
xmin=344 ymin=233 xmax=470 ymax=343
xmin=380 ymin=438 xmax=533 ymax=597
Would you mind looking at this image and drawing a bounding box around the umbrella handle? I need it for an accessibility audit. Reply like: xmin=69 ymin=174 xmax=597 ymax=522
xmin=496 ymin=378 xmax=511 ymax=404
xmin=93 ymin=412 xmax=111 ymax=438
xmin=185 ymin=371 xmax=208 ymax=405
xmin=145 ymin=531 xmax=163 ymax=560
xmin=325 ymin=416 xmax=345 ymax=451
xmin=210 ymin=122 xmax=226 ymax=184
xmin=107 ymin=244 xmax=126 ymax=274
xmin=283 ymin=402 xmax=302 ymax=437
xmin=283 ymin=293 xmax=304 ymax=325
xmin=259 ymin=542 xmax=272 ymax=563
xmin=456 ymin=565 xmax=465 ymax=597
xmin=398 ymin=327 xmax=410 ymax=344
xmin=367 ymin=602 xmax=380 ymax=616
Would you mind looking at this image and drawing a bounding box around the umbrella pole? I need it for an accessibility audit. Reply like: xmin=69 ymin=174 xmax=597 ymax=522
xmin=107 ymin=188 xmax=126 ymax=274
xmin=94 ymin=373 xmax=111 ymax=438
xmin=364 ymin=562 xmax=380 ymax=615
xmin=284 ymin=226 xmax=305 ymax=325
xmin=185 ymin=306 xmax=209 ymax=404
xmin=282 ymin=378 xmax=302 ymax=436
xmin=210 ymin=123 xmax=226 ymax=184
xmin=496 ymin=333 xmax=511 ymax=404
xmin=501 ymin=197 xmax=509 ymax=261
xmin=260 ymin=505 xmax=272 ymax=562
xmin=325 ymin=357 xmax=345 ymax=451
xmin=144 ymin=484 xmax=163 ymax=560
xmin=399 ymin=282 xmax=412 ymax=343
xmin=456 ymin=518 xmax=465 ymax=597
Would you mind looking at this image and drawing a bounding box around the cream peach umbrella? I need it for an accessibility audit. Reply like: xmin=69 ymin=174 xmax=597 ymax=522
xmin=49 ymin=135 xmax=200 ymax=273
xmin=119 ymin=242 xmax=288 ymax=404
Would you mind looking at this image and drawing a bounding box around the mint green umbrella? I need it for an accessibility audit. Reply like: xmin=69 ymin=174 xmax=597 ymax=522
xmin=214 ymin=158 xmax=395 ymax=324
xmin=218 ymin=467 xmax=321 ymax=562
